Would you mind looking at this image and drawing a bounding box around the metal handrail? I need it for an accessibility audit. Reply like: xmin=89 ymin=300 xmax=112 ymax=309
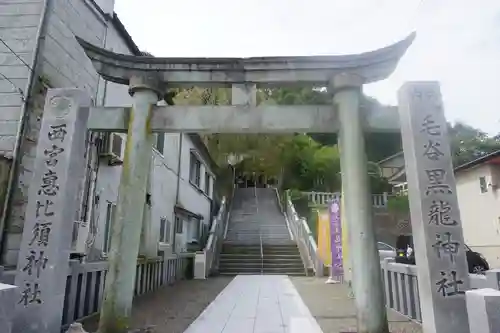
xmin=284 ymin=190 xmax=323 ymax=275
xmin=259 ymin=232 xmax=264 ymax=275
xmin=202 ymin=197 xmax=227 ymax=276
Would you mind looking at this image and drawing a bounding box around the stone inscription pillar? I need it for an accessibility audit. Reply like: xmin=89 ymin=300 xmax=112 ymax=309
xmin=98 ymin=75 xmax=161 ymax=333
xmin=398 ymin=82 xmax=470 ymax=333
xmin=333 ymin=73 xmax=389 ymax=333
xmin=12 ymin=89 xmax=91 ymax=333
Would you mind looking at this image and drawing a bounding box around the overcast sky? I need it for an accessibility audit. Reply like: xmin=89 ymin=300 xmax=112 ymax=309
xmin=114 ymin=0 xmax=500 ymax=135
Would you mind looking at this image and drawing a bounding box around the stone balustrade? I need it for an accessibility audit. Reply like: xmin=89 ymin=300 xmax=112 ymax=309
xmin=1 ymin=256 xmax=189 ymax=332
xmin=194 ymin=197 xmax=228 ymax=279
xmin=0 ymin=282 xmax=16 ymax=333
xmin=284 ymin=193 xmax=323 ymax=276
xmin=303 ymin=191 xmax=389 ymax=208
xmin=380 ymin=258 xmax=500 ymax=332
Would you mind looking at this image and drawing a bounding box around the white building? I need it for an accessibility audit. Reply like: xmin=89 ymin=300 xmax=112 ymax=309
xmin=0 ymin=0 xmax=217 ymax=267
xmin=377 ymin=151 xmax=406 ymax=190
xmin=455 ymin=151 xmax=500 ymax=268
xmin=378 ymin=149 xmax=500 ymax=268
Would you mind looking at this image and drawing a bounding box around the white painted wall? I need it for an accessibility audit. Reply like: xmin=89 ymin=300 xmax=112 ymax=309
xmin=92 ymin=133 xmax=215 ymax=258
xmin=178 ymin=136 xmax=214 ymax=239
xmin=456 ymin=164 xmax=500 ymax=268
xmin=0 ymin=0 xmax=45 ymax=156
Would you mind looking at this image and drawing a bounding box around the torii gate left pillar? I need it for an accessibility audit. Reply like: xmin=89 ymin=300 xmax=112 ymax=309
xmin=98 ymin=75 xmax=163 ymax=333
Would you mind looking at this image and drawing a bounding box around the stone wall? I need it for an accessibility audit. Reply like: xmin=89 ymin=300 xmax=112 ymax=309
xmin=373 ymin=210 xmax=411 ymax=246
xmin=1 ymin=0 xmax=108 ymax=267
xmin=2 ymin=82 xmax=47 ymax=267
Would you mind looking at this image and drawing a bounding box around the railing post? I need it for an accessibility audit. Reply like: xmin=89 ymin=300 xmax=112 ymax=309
xmin=485 ymin=269 xmax=500 ymax=290
xmin=259 ymin=233 xmax=263 ymax=275
xmin=0 ymin=282 xmax=16 ymax=333
xmin=466 ymin=288 xmax=500 ymax=333
xmin=193 ymin=251 xmax=207 ymax=280
xmin=383 ymin=192 xmax=389 ymax=207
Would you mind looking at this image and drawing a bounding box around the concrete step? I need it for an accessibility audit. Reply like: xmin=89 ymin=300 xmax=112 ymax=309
xmin=219 ymin=258 xmax=303 ymax=266
xmin=224 ymin=239 xmax=292 ymax=243
xmin=222 ymin=246 xmax=300 ymax=254
xmin=221 ymin=251 xmax=300 ymax=256
xmin=218 ymin=271 xmax=306 ymax=276
xmin=227 ymin=230 xmax=288 ymax=233
xmin=218 ymin=266 xmax=306 ymax=275
xmin=222 ymin=244 xmax=300 ymax=249
xmin=219 ymin=263 xmax=304 ymax=270
xmin=220 ymin=253 xmax=301 ymax=259
xmin=226 ymin=226 xmax=289 ymax=230
xmin=224 ymin=239 xmax=293 ymax=244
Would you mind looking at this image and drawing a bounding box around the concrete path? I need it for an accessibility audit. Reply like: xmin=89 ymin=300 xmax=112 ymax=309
xmin=291 ymin=276 xmax=423 ymax=333
xmin=184 ymin=275 xmax=322 ymax=333
xmin=82 ymin=276 xmax=233 ymax=333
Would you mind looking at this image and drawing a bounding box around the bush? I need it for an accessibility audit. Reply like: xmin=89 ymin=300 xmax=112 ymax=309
xmin=387 ymin=195 xmax=410 ymax=214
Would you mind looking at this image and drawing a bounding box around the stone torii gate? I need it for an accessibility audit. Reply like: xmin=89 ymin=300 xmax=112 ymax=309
xmin=10 ymin=30 xmax=473 ymax=333
xmin=76 ymin=34 xmax=414 ymax=333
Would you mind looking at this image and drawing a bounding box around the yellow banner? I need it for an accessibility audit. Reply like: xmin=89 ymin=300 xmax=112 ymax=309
xmin=317 ymin=209 xmax=331 ymax=266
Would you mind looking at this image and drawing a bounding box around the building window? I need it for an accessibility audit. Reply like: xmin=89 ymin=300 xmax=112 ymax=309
xmin=103 ymin=202 xmax=116 ymax=253
xmin=175 ymin=216 xmax=183 ymax=234
xmin=480 ymin=176 xmax=488 ymax=193
xmin=189 ymin=152 xmax=201 ymax=187
xmin=159 ymin=217 xmax=170 ymax=243
xmin=155 ymin=133 xmax=165 ymax=155
xmin=191 ymin=218 xmax=201 ymax=240
xmin=205 ymin=172 xmax=210 ymax=194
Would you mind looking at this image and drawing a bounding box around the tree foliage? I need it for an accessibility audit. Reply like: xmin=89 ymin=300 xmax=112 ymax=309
xmin=448 ymin=122 xmax=500 ymax=166
xmin=280 ymin=135 xmax=341 ymax=191
xmin=387 ymin=194 xmax=410 ymax=214
xmin=173 ymin=86 xmax=396 ymax=193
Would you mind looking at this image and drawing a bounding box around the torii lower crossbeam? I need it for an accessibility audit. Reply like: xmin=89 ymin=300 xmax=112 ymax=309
xmin=88 ymin=105 xmax=400 ymax=133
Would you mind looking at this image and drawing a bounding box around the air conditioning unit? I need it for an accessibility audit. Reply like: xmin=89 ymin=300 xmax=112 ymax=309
xmin=72 ymin=220 xmax=90 ymax=254
xmin=98 ymin=133 xmax=124 ymax=166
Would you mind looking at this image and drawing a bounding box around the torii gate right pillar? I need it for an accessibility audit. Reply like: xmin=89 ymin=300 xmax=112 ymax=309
xmin=333 ymin=73 xmax=389 ymax=333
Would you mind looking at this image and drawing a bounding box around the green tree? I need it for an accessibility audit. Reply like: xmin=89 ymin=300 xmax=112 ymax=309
xmin=173 ymin=86 xmax=396 ymax=193
xmin=448 ymin=122 xmax=500 ymax=166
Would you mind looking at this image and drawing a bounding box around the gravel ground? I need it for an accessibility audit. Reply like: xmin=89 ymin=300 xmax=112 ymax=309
xmin=290 ymin=276 xmax=423 ymax=333
xmin=82 ymin=276 xmax=234 ymax=333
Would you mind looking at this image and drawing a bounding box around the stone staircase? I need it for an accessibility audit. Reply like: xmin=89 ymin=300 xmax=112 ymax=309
xmin=219 ymin=188 xmax=306 ymax=276
xmin=225 ymin=188 xmax=291 ymax=244
xmin=219 ymin=243 xmax=305 ymax=275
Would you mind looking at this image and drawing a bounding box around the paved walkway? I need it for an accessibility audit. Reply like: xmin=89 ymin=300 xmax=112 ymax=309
xmin=82 ymin=276 xmax=234 ymax=333
xmin=82 ymin=275 xmax=422 ymax=333
xmin=184 ymin=275 xmax=422 ymax=333
xmin=184 ymin=275 xmax=321 ymax=333
xmin=291 ymin=277 xmax=422 ymax=333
